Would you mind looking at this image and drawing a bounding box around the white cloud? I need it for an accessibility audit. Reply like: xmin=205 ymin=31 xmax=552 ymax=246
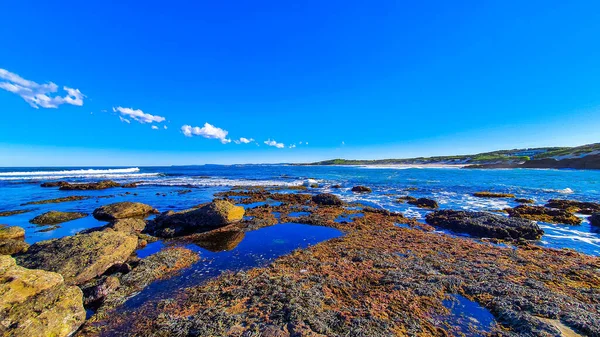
xmin=341 ymin=141 xmax=345 ymax=145
xmin=164 ymin=125 xmax=168 ymax=130
xmin=151 ymin=125 xmax=159 ymax=130
xmin=119 ymin=116 xmax=131 ymax=124
xmin=264 ymin=139 xmax=285 ymax=149
xmin=181 ymin=123 xmax=231 ymax=144
xmin=112 ymin=106 xmax=166 ymax=124
xmin=299 ymin=141 xmax=303 ymax=145
xmin=0 ymin=68 xmax=85 ymax=109
xmin=234 ymin=137 xmax=254 ymax=144
xmin=289 ymin=144 xmax=296 ymax=149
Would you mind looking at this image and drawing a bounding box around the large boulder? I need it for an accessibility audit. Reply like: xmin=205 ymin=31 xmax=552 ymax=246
xmin=16 ymin=231 xmax=137 ymax=285
xmin=312 ymin=193 xmax=344 ymax=206
xmin=426 ymin=210 xmax=543 ymax=240
xmin=0 ymin=255 xmax=85 ymax=337
xmin=590 ymin=213 xmax=600 ymax=227
xmin=29 ymin=211 xmax=87 ymax=225
xmin=0 ymin=225 xmax=25 ymax=240
xmin=147 ymin=200 xmax=244 ymax=237
xmin=351 ymin=186 xmax=372 ymax=193
xmin=506 ymin=205 xmax=582 ymax=225
xmin=407 ymin=198 xmax=439 ymax=209
xmin=93 ymin=202 xmax=158 ymax=221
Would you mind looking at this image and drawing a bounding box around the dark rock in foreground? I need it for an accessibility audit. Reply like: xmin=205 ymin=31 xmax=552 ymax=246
xmin=590 ymin=213 xmax=600 ymax=227
xmin=0 ymin=225 xmax=25 ymax=240
xmin=0 ymin=255 xmax=85 ymax=337
xmin=58 ymin=180 xmax=121 ymax=191
xmin=407 ymin=198 xmax=439 ymax=209
xmin=506 ymin=205 xmax=582 ymax=225
xmin=29 ymin=211 xmax=88 ymax=225
xmin=426 ymin=210 xmax=543 ymax=240
xmin=545 ymin=199 xmax=600 ymax=215
xmin=92 ymin=202 xmax=158 ymax=221
xmin=351 ymin=186 xmax=372 ymax=193
xmin=147 ymin=200 xmax=244 ymax=237
xmin=312 ymin=193 xmax=344 ymax=206
xmin=16 ymin=231 xmax=138 ymax=285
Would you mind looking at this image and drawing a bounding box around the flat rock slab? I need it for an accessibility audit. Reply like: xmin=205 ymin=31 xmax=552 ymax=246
xmin=426 ymin=210 xmax=544 ymax=240
xmin=29 ymin=211 xmax=87 ymax=225
xmin=0 ymin=225 xmax=25 ymax=240
xmin=16 ymin=231 xmax=138 ymax=285
xmin=93 ymin=202 xmax=158 ymax=221
xmin=22 ymin=195 xmax=91 ymax=206
xmin=506 ymin=205 xmax=582 ymax=225
xmin=0 ymin=255 xmax=85 ymax=337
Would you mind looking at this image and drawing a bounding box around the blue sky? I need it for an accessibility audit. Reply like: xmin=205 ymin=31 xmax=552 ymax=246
xmin=1 ymin=1 xmax=599 ymax=166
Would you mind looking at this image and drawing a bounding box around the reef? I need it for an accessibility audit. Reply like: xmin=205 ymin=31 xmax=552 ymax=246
xmin=29 ymin=211 xmax=88 ymax=225
xmin=506 ymin=205 xmax=582 ymax=225
xmin=473 ymin=191 xmax=516 ymax=198
xmin=545 ymin=199 xmax=600 ymax=215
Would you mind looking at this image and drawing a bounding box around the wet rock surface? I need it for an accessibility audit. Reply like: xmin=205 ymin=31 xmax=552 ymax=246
xmin=16 ymin=231 xmax=138 ymax=285
xmin=0 ymin=225 xmax=25 ymax=240
xmin=351 ymin=185 xmax=372 ymax=193
xmin=590 ymin=213 xmax=600 ymax=227
xmin=0 ymin=239 xmax=29 ymax=255
xmin=515 ymin=198 xmax=535 ymax=204
xmin=506 ymin=205 xmax=582 ymax=225
xmin=22 ymin=195 xmax=92 ymax=206
xmin=92 ymin=202 xmax=158 ymax=221
xmin=58 ymin=180 xmax=121 ymax=191
xmin=407 ymin=197 xmax=439 ymax=209
xmin=146 ymin=200 xmax=244 ymax=237
xmin=40 ymin=181 xmax=70 ymax=188
xmin=426 ymin=210 xmax=544 ymax=240
xmin=0 ymin=209 xmax=33 ymax=217
xmin=545 ymin=199 xmax=600 ymax=215
xmin=312 ymin=193 xmax=344 ymax=206
xmin=0 ymin=255 xmax=85 ymax=337
xmin=29 ymin=211 xmax=88 ymax=225
xmin=473 ymin=191 xmax=516 ymax=198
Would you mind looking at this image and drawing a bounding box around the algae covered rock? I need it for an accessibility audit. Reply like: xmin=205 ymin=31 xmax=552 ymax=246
xmin=0 ymin=255 xmax=85 ymax=337
xmin=545 ymin=199 xmax=600 ymax=215
xmin=312 ymin=193 xmax=344 ymax=206
xmin=588 ymin=213 xmax=599 ymax=227
xmin=148 ymin=200 xmax=244 ymax=237
xmin=29 ymin=211 xmax=87 ymax=225
xmin=514 ymin=198 xmax=534 ymax=204
xmin=506 ymin=205 xmax=582 ymax=225
xmin=40 ymin=181 xmax=69 ymax=188
xmin=16 ymin=231 xmax=138 ymax=285
xmin=92 ymin=202 xmax=158 ymax=221
xmin=426 ymin=210 xmax=543 ymax=240
xmin=351 ymin=186 xmax=372 ymax=193
xmin=0 ymin=209 xmax=33 ymax=217
xmin=407 ymin=198 xmax=439 ymax=209
xmin=22 ymin=195 xmax=91 ymax=206
xmin=0 ymin=225 xmax=25 ymax=240
xmin=110 ymin=218 xmax=147 ymax=233
xmin=0 ymin=240 xmax=29 ymax=255
xmin=473 ymin=191 xmax=516 ymax=198
xmin=59 ymin=180 xmax=121 ymax=191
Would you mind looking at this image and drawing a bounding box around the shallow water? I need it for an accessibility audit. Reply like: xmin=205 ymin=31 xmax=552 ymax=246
xmin=0 ymin=165 xmax=599 ymax=256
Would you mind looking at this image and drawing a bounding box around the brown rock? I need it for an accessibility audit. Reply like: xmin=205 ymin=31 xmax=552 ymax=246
xmin=506 ymin=205 xmax=582 ymax=225
xmin=92 ymin=202 xmax=158 ymax=221
xmin=0 ymin=225 xmax=25 ymax=240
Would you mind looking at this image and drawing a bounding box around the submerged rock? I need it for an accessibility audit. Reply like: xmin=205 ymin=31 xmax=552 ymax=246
xmin=351 ymin=186 xmax=372 ymax=193
xmin=407 ymin=198 xmax=439 ymax=209
xmin=0 ymin=209 xmax=33 ymax=217
xmin=29 ymin=211 xmax=87 ymax=225
xmin=0 ymin=225 xmax=25 ymax=240
xmin=397 ymin=196 xmax=417 ymax=203
xmin=40 ymin=181 xmax=70 ymax=188
xmin=58 ymin=180 xmax=121 ymax=191
xmin=312 ymin=193 xmax=344 ymax=206
xmin=506 ymin=205 xmax=582 ymax=225
xmin=0 ymin=255 xmax=85 ymax=337
xmin=589 ymin=213 xmax=599 ymax=227
xmin=22 ymin=195 xmax=91 ymax=206
xmin=0 ymin=239 xmax=29 ymax=255
xmin=514 ymin=198 xmax=534 ymax=204
xmin=92 ymin=202 xmax=158 ymax=221
xmin=16 ymin=231 xmax=138 ymax=285
xmin=147 ymin=200 xmax=244 ymax=237
xmin=426 ymin=210 xmax=543 ymax=240
xmin=545 ymin=199 xmax=600 ymax=215
xmin=473 ymin=191 xmax=516 ymax=198
xmin=189 ymin=227 xmax=246 ymax=252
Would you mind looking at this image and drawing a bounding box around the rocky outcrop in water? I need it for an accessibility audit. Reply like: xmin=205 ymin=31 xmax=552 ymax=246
xmin=426 ymin=210 xmax=543 ymax=240
xmin=92 ymin=202 xmax=158 ymax=221
xmin=0 ymin=225 xmax=25 ymax=240
xmin=0 ymin=209 xmax=33 ymax=217
xmin=147 ymin=200 xmax=244 ymax=237
xmin=514 ymin=198 xmax=534 ymax=204
xmin=473 ymin=191 xmax=515 ymax=198
xmin=545 ymin=199 xmax=600 ymax=215
xmin=312 ymin=193 xmax=344 ymax=206
xmin=16 ymin=231 xmax=138 ymax=285
xmin=407 ymin=197 xmax=439 ymax=209
xmin=40 ymin=181 xmax=70 ymax=188
xmin=0 ymin=255 xmax=85 ymax=337
xmin=58 ymin=180 xmax=121 ymax=191
xmin=351 ymin=186 xmax=372 ymax=193
xmin=506 ymin=205 xmax=582 ymax=225
xmin=0 ymin=225 xmax=28 ymax=255
xmin=29 ymin=211 xmax=87 ymax=225
xmin=22 ymin=195 xmax=91 ymax=206
xmin=590 ymin=213 xmax=600 ymax=227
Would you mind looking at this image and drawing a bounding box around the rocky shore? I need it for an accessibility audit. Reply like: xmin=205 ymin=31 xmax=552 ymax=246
xmin=1 ymin=183 xmax=599 ymax=336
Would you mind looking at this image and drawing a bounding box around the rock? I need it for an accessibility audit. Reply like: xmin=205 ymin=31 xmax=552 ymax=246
xmin=58 ymin=180 xmax=121 ymax=191
xmin=0 ymin=240 xmax=29 ymax=255
xmin=407 ymin=198 xmax=439 ymax=209
xmin=312 ymin=193 xmax=344 ymax=206
xmin=82 ymin=276 xmax=120 ymax=306
xmin=40 ymin=181 xmax=70 ymax=188
xmin=473 ymin=191 xmax=516 ymax=198
xmin=0 ymin=225 xmax=25 ymax=240
xmin=110 ymin=218 xmax=147 ymax=233
xmin=351 ymin=186 xmax=372 ymax=193
xmin=506 ymin=205 xmax=582 ymax=225
xmin=545 ymin=199 xmax=600 ymax=215
xmin=0 ymin=209 xmax=33 ymax=217
xmin=147 ymin=200 xmax=244 ymax=237
xmin=121 ymin=182 xmax=138 ymax=188
xmin=426 ymin=210 xmax=544 ymax=240
xmin=16 ymin=231 xmax=138 ymax=285
xmin=514 ymin=198 xmax=534 ymax=204
xmin=92 ymin=202 xmax=158 ymax=221
xmin=331 ymin=184 xmax=342 ymax=189
xmin=29 ymin=211 xmax=87 ymax=225
xmin=590 ymin=213 xmax=600 ymax=227
xmin=188 ymin=227 xmax=246 ymax=252
xmin=397 ymin=196 xmax=417 ymax=203
xmin=21 ymin=195 xmax=91 ymax=206
xmin=0 ymin=255 xmax=85 ymax=337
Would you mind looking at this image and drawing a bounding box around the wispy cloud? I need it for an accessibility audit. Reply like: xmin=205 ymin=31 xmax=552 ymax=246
xmin=264 ymin=139 xmax=285 ymax=149
xmin=234 ymin=137 xmax=254 ymax=144
xmin=289 ymin=144 xmax=296 ymax=149
xmin=181 ymin=123 xmax=231 ymax=144
xmin=0 ymin=68 xmax=84 ymax=109
xmin=112 ymin=107 xmax=166 ymax=124
xmin=119 ymin=116 xmax=131 ymax=124
xmin=151 ymin=125 xmax=159 ymax=130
